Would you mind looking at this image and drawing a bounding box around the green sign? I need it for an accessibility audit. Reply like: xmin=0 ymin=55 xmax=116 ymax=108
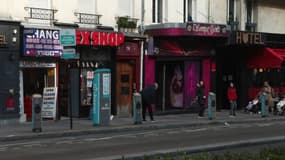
xmin=60 ymin=29 xmax=75 ymax=46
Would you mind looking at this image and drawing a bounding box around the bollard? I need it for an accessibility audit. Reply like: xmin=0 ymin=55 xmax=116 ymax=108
xmin=260 ymin=92 xmax=267 ymax=117
xmin=208 ymin=92 xmax=216 ymax=120
xmin=32 ymin=94 xmax=42 ymax=132
xmin=208 ymin=95 xmax=212 ymax=120
xmin=133 ymin=92 xmax=142 ymax=125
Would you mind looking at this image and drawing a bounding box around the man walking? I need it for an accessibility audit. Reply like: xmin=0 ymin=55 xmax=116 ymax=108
xmin=141 ymin=83 xmax=158 ymax=122
xmin=196 ymin=80 xmax=206 ymax=117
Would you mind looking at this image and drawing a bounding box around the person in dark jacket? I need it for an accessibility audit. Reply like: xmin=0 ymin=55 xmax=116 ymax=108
xmin=196 ymin=80 xmax=206 ymax=117
xmin=227 ymin=82 xmax=237 ymax=116
xmin=141 ymin=83 xmax=158 ymax=121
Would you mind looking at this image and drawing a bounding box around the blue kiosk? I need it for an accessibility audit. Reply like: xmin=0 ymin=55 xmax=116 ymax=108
xmin=92 ymin=68 xmax=111 ymax=126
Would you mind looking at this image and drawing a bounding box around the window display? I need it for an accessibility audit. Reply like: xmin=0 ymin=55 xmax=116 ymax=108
xmin=81 ymin=69 xmax=94 ymax=106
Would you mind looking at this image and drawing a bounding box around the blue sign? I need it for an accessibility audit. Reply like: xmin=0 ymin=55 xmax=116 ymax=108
xmin=23 ymin=28 xmax=63 ymax=57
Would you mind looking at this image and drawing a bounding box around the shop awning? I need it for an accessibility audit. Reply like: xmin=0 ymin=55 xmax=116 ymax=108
xmin=247 ymin=47 xmax=285 ymax=68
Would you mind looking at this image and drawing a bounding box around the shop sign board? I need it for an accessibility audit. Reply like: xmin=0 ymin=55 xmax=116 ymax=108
xmin=20 ymin=61 xmax=56 ymax=68
xmin=186 ymin=22 xmax=227 ymax=36
xmin=23 ymin=28 xmax=63 ymax=57
xmin=76 ymin=30 xmax=124 ymax=47
xmin=232 ymin=31 xmax=265 ymax=45
xmin=60 ymin=29 xmax=76 ymax=46
xmin=42 ymin=87 xmax=57 ymax=119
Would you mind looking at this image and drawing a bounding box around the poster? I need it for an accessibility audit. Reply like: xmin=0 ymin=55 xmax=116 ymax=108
xmin=42 ymin=87 xmax=57 ymax=119
xmin=170 ymin=65 xmax=184 ymax=108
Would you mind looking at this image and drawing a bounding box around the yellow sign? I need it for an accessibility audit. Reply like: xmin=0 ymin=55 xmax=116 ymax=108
xmin=0 ymin=35 xmax=8 ymax=45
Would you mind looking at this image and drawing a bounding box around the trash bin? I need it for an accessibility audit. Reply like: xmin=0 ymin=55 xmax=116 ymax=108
xmin=208 ymin=92 xmax=216 ymax=120
xmin=32 ymin=94 xmax=42 ymax=132
xmin=133 ymin=92 xmax=142 ymax=124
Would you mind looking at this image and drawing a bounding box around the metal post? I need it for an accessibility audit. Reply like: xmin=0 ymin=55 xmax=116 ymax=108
xmin=68 ymin=69 xmax=73 ymax=130
xmin=208 ymin=93 xmax=212 ymax=120
xmin=260 ymin=92 xmax=267 ymax=117
xmin=162 ymin=64 xmax=166 ymax=112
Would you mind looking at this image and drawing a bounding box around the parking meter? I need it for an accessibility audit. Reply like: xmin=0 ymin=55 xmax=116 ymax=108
xmin=208 ymin=92 xmax=216 ymax=120
xmin=32 ymin=94 xmax=42 ymax=132
xmin=133 ymin=92 xmax=142 ymax=124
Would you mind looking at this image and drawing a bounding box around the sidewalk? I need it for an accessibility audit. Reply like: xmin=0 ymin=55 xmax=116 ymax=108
xmin=0 ymin=110 xmax=285 ymax=142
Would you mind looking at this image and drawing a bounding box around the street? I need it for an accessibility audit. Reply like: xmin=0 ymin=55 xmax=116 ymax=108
xmin=1 ymin=121 xmax=285 ymax=160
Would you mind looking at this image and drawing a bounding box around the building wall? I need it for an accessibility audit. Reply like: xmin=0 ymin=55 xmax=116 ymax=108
xmin=1 ymin=0 xmax=285 ymax=35
xmin=256 ymin=0 xmax=285 ymax=34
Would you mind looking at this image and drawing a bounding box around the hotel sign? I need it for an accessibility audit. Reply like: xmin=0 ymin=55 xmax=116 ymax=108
xmin=233 ymin=31 xmax=265 ymax=45
xmin=0 ymin=35 xmax=8 ymax=46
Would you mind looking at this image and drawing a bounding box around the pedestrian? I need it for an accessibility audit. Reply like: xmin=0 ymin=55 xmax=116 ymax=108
xmin=262 ymin=81 xmax=275 ymax=113
xmin=196 ymin=80 xmax=206 ymax=117
xmin=141 ymin=82 xmax=158 ymax=122
xmin=227 ymin=82 xmax=237 ymax=117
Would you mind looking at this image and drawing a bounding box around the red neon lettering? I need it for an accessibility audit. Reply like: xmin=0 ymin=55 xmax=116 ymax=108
xmin=82 ymin=31 xmax=90 ymax=45
xmin=108 ymin=32 xmax=116 ymax=47
xmin=99 ymin=32 xmax=107 ymax=46
xmin=91 ymin=32 xmax=99 ymax=46
xmin=76 ymin=30 xmax=82 ymax=45
xmin=117 ymin=33 xmax=124 ymax=46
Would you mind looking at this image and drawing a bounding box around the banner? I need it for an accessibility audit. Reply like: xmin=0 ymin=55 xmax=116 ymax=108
xmin=42 ymin=87 xmax=57 ymax=119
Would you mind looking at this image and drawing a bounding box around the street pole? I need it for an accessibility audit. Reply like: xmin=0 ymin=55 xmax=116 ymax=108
xmin=68 ymin=66 xmax=73 ymax=130
xmin=141 ymin=0 xmax=145 ymax=35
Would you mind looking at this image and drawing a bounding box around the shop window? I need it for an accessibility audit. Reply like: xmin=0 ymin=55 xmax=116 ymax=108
xmin=80 ymin=69 xmax=94 ymax=106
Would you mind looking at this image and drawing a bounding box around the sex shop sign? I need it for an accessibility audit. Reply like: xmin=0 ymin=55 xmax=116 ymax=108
xmin=23 ymin=28 xmax=63 ymax=57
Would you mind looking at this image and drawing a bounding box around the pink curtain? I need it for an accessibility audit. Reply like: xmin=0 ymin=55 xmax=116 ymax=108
xmin=202 ymin=59 xmax=211 ymax=101
xmin=184 ymin=61 xmax=200 ymax=108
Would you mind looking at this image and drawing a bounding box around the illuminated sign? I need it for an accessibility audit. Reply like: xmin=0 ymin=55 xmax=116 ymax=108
xmin=23 ymin=28 xmax=63 ymax=57
xmin=76 ymin=30 xmax=124 ymax=47
xmin=0 ymin=35 xmax=8 ymax=46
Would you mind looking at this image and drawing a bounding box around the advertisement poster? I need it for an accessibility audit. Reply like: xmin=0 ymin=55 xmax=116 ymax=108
xmin=23 ymin=28 xmax=63 ymax=57
xmin=102 ymin=73 xmax=110 ymax=98
xmin=170 ymin=65 xmax=184 ymax=108
xmin=42 ymin=87 xmax=57 ymax=119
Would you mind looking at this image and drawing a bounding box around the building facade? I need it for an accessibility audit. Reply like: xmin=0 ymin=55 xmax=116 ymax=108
xmin=1 ymin=0 xmax=285 ymax=119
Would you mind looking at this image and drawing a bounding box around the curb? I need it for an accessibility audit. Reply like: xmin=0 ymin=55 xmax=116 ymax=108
xmin=1 ymin=117 xmax=285 ymax=142
xmin=109 ymin=136 xmax=285 ymax=160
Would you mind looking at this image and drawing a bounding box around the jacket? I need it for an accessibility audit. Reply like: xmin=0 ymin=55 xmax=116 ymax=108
xmin=227 ymin=87 xmax=237 ymax=101
xmin=141 ymin=84 xmax=156 ymax=105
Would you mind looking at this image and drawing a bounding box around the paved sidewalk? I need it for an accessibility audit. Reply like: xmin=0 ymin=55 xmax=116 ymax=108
xmin=0 ymin=110 xmax=285 ymax=141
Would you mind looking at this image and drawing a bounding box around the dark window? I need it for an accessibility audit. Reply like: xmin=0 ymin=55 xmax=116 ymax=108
xmin=157 ymin=0 xmax=163 ymax=23
xmin=229 ymin=0 xmax=235 ymax=22
xmin=121 ymin=87 xmax=130 ymax=95
xmin=152 ymin=0 xmax=156 ymax=23
xmin=184 ymin=0 xmax=192 ymax=22
xmin=121 ymin=75 xmax=129 ymax=83
xmin=187 ymin=0 xmax=192 ymax=22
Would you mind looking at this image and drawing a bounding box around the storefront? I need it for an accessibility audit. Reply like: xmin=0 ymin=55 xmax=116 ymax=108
xmin=68 ymin=29 xmax=124 ymax=117
xmin=144 ymin=23 xmax=228 ymax=112
xmin=217 ymin=31 xmax=285 ymax=109
xmin=116 ymin=34 xmax=145 ymax=116
xmin=20 ymin=27 xmax=62 ymax=121
xmin=0 ymin=20 xmax=20 ymax=118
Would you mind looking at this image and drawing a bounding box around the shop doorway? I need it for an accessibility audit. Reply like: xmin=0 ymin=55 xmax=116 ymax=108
xmin=116 ymin=62 xmax=134 ymax=117
xmin=22 ymin=68 xmax=55 ymax=120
